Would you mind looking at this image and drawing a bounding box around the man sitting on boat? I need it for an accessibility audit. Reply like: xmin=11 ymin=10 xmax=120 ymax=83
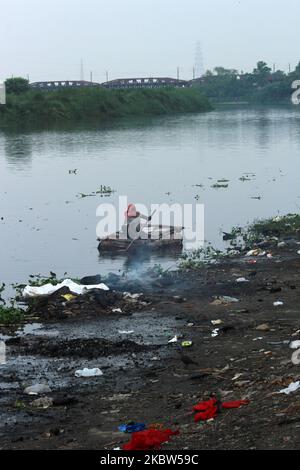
xmin=122 ymin=204 xmax=152 ymax=240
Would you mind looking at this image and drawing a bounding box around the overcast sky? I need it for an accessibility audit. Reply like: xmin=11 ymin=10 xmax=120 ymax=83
xmin=0 ymin=0 xmax=299 ymax=82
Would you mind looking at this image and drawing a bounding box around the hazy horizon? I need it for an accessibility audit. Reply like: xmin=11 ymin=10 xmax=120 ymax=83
xmin=1 ymin=0 xmax=299 ymax=83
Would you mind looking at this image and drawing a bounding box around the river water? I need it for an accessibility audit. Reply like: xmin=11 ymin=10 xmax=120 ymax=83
xmin=1 ymin=105 xmax=300 ymax=290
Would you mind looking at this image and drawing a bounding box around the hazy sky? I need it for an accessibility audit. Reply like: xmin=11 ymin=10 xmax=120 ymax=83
xmin=0 ymin=0 xmax=299 ymax=82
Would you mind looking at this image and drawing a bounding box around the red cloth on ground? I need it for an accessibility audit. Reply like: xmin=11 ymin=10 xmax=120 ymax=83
xmin=222 ymin=400 xmax=250 ymax=409
xmin=193 ymin=398 xmax=218 ymax=422
xmin=193 ymin=398 xmax=249 ymax=422
xmin=122 ymin=429 xmax=179 ymax=451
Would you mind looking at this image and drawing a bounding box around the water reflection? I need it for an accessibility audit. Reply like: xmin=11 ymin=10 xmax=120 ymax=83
xmin=0 ymin=105 xmax=300 ymax=289
xmin=3 ymin=133 xmax=32 ymax=170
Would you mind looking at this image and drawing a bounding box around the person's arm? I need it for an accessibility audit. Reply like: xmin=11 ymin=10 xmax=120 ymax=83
xmin=140 ymin=213 xmax=152 ymax=222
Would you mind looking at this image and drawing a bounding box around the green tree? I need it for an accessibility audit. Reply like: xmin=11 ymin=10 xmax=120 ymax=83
xmin=5 ymin=77 xmax=30 ymax=94
xmin=214 ymin=67 xmax=238 ymax=76
xmin=252 ymin=61 xmax=272 ymax=85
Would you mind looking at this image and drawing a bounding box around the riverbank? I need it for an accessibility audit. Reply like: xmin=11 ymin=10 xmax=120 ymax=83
xmin=0 ymin=216 xmax=300 ymax=450
xmin=0 ymin=87 xmax=212 ymax=128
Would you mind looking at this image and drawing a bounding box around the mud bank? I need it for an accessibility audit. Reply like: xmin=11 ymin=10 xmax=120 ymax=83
xmin=1 ymin=231 xmax=300 ymax=450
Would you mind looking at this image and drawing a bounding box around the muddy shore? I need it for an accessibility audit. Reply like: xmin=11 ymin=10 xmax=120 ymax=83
xmin=1 ymin=234 xmax=300 ymax=450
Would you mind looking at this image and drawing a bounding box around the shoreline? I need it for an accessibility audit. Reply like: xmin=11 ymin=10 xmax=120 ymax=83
xmin=1 ymin=216 xmax=300 ymax=449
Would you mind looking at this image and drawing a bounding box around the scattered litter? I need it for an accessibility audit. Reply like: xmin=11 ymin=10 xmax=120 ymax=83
xmin=23 ymin=279 xmax=109 ymax=298
xmin=290 ymin=341 xmax=300 ymax=350
xmin=182 ymin=341 xmax=193 ymax=348
xmin=256 ymin=324 xmax=271 ymax=332
xmin=253 ymin=337 xmax=263 ymax=341
xmin=211 ymin=329 xmax=220 ymax=337
xmin=75 ymin=368 xmax=103 ymax=378
xmin=211 ymin=320 xmax=223 ymax=326
xmin=122 ymin=429 xmax=179 ymax=451
xmin=236 ymin=278 xmax=249 ymax=283
xmin=61 ymin=294 xmax=77 ymax=302
xmin=232 ymin=373 xmax=243 ymax=381
xmin=193 ymin=398 xmax=249 ymax=422
xmin=30 ymin=397 xmax=53 ymax=409
xmin=211 ymin=183 xmax=229 ymax=189
xmin=246 ymin=249 xmax=262 ymax=257
xmin=211 ymin=296 xmax=240 ymax=306
xmin=118 ymin=423 xmax=146 ymax=434
xmin=24 ymin=384 xmax=52 ymax=396
xmin=123 ymin=292 xmax=143 ymax=300
xmin=113 ymin=308 xmax=123 ymax=314
xmin=277 ymin=242 xmax=286 ymax=248
xmin=291 ymin=350 xmax=300 ymax=366
xmin=118 ymin=330 xmax=134 ymax=335
xmin=273 ymin=301 xmax=284 ymax=307
xmin=168 ymin=335 xmax=178 ymax=344
xmin=279 ymin=381 xmax=300 ymax=395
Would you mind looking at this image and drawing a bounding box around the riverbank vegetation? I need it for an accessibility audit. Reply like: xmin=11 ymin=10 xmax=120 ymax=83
xmin=193 ymin=60 xmax=300 ymax=104
xmin=0 ymin=80 xmax=212 ymax=128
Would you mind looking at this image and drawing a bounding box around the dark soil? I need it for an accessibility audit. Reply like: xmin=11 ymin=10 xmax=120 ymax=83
xmin=1 ymin=234 xmax=300 ymax=450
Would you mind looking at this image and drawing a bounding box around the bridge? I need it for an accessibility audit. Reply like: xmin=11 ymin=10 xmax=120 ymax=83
xmin=102 ymin=77 xmax=190 ymax=89
xmin=30 ymin=77 xmax=190 ymax=91
xmin=30 ymin=80 xmax=101 ymax=90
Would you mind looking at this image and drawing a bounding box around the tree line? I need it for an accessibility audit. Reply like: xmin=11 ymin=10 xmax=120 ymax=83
xmin=193 ymin=61 xmax=300 ymax=103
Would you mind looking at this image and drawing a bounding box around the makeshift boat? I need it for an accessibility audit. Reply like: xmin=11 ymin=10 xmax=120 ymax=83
xmin=98 ymin=226 xmax=183 ymax=253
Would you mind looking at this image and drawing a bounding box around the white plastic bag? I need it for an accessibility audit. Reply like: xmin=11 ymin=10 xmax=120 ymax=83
xmin=75 ymin=368 xmax=103 ymax=378
xmin=23 ymin=279 xmax=109 ymax=298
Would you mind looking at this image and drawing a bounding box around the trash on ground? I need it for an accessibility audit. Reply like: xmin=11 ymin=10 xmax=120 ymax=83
xmin=193 ymin=398 xmax=249 ymax=422
xmin=122 ymin=428 xmax=179 ymax=451
xmin=236 ymin=278 xmax=249 ymax=283
xmin=24 ymin=384 xmax=52 ymax=396
xmin=211 ymin=296 xmax=240 ymax=306
xmin=182 ymin=341 xmax=193 ymax=348
xmin=123 ymin=293 xmax=143 ymax=300
xmin=246 ymin=249 xmax=266 ymax=257
xmin=118 ymin=423 xmax=146 ymax=433
xmin=256 ymin=324 xmax=271 ymax=332
xmin=211 ymin=320 xmax=223 ymax=326
xmin=277 ymin=242 xmax=286 ymax=248
xmin=23 ymin=279 xmax=109 ymax=298
xmin=30 ymin=397 xmax=53 ymax=409
xmin=61 ymin=294 xmax=77 ymax=302
xmin=118 ymin=330 xmax=134 ymax=335
xmin=232 ymin=373 xmax=244 ymax=381
xmin=273 ymin=301 xmax=284 ymax=307
xmin=291 ymin=350 xmax=300 ymax=366
xmin=168 ymin=335 xmax=178 ymax=344
xmin=211 ymin=329 xmax=220 ymax=337
xmin=113 ymin=308 xmax=123 ymax=313
xmin=279 ymin=381 xmax=300 ymax=395
xmin=290 ymin=341 xmax=300 ymax=350
xmin=75 ymin=368 xmax=103 ymax=378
